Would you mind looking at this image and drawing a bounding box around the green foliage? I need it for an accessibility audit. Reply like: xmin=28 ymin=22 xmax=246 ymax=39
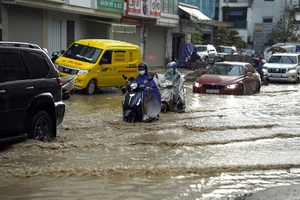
xmin=191 ymin=25 xmax=204 ymax=45
xmin=213 ymin=27 xmax=246 ymax=48
xmin=269 ymin=7 xmax=298 ymax=43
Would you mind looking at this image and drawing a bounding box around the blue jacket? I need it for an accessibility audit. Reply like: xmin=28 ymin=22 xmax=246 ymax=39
xmin=133 ymin=72 xmax=161 ymax=103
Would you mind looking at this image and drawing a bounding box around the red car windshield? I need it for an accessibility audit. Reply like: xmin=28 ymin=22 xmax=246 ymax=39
xmin=207 ymin=65 xmax=243 ymax=76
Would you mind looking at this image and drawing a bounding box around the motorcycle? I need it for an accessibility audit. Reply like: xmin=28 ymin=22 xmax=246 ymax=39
xmin=154 ymin=73 xmax=186 ymax=113
xmin=122 ymin=74 xmax=161 ymax=123
xmin=60 ymin=75 xmax=77 ymax=100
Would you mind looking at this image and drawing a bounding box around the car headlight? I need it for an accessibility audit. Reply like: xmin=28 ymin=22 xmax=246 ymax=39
xmin=130 ymin=82 xmax=138 ymax=90
xmin=226 ymin=84 xmax=238 ymax=89
xmin=288 ymin=67 xmax=297 ymax=72
xmin=194 ymin=82 xmax=201 ymax=87
xmin=78 ymin=70 xmax=90 ymax=74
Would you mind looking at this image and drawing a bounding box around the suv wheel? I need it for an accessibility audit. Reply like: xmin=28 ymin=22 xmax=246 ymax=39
xmin=84 ymin=79 xmax=96 ymax=95
xmin=29 ymin=111 xmax=53 ymax=141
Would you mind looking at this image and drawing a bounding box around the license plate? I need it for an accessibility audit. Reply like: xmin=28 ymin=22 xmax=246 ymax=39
xmin=272 ymin=74 xmax=282 ymax=77
xmin=206 ymin=89 xmax=219 ymax=93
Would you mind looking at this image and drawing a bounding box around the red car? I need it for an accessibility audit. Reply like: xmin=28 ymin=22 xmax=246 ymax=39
xmin=193 ymin=62 xmax=261 ymax=95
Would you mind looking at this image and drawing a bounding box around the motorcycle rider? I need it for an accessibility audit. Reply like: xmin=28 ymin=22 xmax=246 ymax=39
xmin=253 ymin=51 xmax=264 ymax=82
xmin=132 ymin=63 xmax=161 ymax=121
xmin=162 ymin=61 xmax=186 ymax=113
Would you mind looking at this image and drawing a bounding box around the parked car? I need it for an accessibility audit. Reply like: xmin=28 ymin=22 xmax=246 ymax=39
xmin=216 ymin=45 xmax=237 ymax=61
xmin=263 ymin=53 xmax=300 ymax=83
xmin=0 ymin=41 xmax=65 ymax=144
xmin=241 ymin=49 xmax=255 ymax=57
xmin=55 ymin=39 xmax=141 ymax=95
xmin=194 ymin=44 xmax=218 ymax=64
xmin=193 ymin=62 xmax=261 ymax=95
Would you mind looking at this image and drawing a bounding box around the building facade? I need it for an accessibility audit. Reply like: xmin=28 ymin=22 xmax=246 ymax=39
xmin=0 ymin=0 xmax=213 ymax=68
xmin=218 ymin=0 xmax=297 ymax=52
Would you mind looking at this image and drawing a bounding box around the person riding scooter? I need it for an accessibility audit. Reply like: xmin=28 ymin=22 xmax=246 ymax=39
xmin=132 ymin=63 xmax=161 ymax=122
xmin=157 ymin=61 xmax=186 ymax=113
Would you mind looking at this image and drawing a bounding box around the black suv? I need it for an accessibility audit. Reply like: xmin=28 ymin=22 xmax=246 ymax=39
xmin=0 ymin=42 xmax=65 ymax=144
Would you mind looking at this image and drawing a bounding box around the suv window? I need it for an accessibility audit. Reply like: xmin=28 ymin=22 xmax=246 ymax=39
xmin=24 ymin=51 xmax=49 ymax=78
xmin=0 ymin=52 xmax=25 ymax=82
xmin=268 ymin=55 xmax=297 ymax=64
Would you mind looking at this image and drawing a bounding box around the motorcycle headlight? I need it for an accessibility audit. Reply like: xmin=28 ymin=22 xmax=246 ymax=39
xmin=226 ymin=84 xmax=238 ymax=89
xmin=130 ymin=82 xmax=138 ymax=90
xmin=78 ymin=70 xmax=90 ymax=74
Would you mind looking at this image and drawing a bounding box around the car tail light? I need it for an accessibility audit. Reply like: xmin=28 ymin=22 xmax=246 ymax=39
xmin=56 ymin=71 xmax=62 ymax=91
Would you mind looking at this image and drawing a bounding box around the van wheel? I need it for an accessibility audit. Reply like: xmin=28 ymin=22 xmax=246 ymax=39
xmin=28 ymin=111 xmax=53 ymax=141
xmin=84 ymin=80 xmax=96 ymax=95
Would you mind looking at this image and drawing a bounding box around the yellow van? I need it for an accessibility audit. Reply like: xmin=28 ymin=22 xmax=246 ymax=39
xmin=55 ymin=39 xmax=141 ymax=95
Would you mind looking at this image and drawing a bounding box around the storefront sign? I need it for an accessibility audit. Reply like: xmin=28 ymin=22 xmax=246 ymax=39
xmin=97 ymin=0 xmax=124 ymax=13
xmin=126 ymin=0 xmax=161 ymax=18
xmin=120 ymin=17 xmax=143 ymax=27
xmin=112 ymin=23 xmax=136 ymax=33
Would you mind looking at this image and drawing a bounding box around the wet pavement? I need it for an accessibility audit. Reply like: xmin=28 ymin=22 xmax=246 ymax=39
xmin=1 ymin=68 xmax=300 ymax=199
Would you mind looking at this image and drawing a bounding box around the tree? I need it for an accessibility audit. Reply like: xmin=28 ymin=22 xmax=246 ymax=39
xmin=191 ymin=25 xmax=203 ymax=45
xmin=213 ymin=26 xmax=246 ymax=48
xmin=268 ymin=6 xmax=298 ymax=43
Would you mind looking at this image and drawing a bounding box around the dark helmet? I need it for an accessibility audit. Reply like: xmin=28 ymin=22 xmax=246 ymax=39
xmin=167 ymin=61 xmax=177 ymax=68
xmin=138 ymin=62 xmax=148 ymax=72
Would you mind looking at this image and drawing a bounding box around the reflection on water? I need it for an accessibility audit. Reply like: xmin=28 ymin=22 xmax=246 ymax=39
xmin=1 ymin=83 xmax=300 ymax=199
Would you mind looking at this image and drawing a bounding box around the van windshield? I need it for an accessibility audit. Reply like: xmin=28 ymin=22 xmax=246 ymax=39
xmin=64 ymin=43 xmax=102 ymax=64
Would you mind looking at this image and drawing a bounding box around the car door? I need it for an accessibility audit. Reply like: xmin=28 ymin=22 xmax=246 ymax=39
xmin=0 ymin=51 xmax=33 ymax=134
xmin=245 ymin=64 xmax=259 ymax=92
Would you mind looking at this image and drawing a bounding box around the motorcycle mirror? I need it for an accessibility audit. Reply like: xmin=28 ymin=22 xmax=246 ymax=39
xmin=122 ymin=74 xmax=128 ymax=80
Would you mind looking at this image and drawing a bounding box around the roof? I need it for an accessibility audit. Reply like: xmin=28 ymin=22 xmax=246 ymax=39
xmin=216 ymin=61 xmax=251 ymax=65
xmin=75 ymin=39 xmax=139 ymax=48
xmin=271 ymin=53 xmax=300 ymax=56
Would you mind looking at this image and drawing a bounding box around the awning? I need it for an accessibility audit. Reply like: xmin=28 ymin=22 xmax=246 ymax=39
xmin=179 ymin=5 xmax=211 ymax=22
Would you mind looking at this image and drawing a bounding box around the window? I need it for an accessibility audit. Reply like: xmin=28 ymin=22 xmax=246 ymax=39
xmin=67 ymin=20 xmax=75 ymax=47
xmin=100 ymin=50 xmax=112 ymax=64
xmin=263 ymin=17 xmax=273 ymax=23
xmin=64 ymin=43 xmax=102 ymax=64
xmin=24 ymin=51 xmax=49 ymax=78
xmin=0 ymin=52 xmax=24 ymax=82
xmin=228 ymin=65 xmax=242 ymax=76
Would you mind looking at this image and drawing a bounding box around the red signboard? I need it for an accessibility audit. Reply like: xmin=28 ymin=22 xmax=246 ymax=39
xmin=120 ymin=17 xmax=143 ymax=27
xmin=127 ymin=0 xmax=161 ymax=18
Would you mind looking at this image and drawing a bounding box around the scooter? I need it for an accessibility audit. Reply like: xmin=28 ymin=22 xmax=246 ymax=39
xmin=60 ymin=75 xmax=77 ymax=100
xmin=154 ymin=73 xmax=186 ymax=113
xmin=122 ymin=74 xmax=161 ymax=123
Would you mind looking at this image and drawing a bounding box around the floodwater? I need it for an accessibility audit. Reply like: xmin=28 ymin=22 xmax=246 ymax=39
xmin=1 ymin=80 xmax=300 ymax=199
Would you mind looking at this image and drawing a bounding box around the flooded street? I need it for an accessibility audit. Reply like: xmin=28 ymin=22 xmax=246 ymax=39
xmin=1 ymin=79 xmax=300 ymax=199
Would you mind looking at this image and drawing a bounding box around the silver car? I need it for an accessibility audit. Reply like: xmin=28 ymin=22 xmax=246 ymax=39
xmin=194 ymin=44 xmax=218 ymax=64
xmin=263 ymin=53 xmax=300 ymax=83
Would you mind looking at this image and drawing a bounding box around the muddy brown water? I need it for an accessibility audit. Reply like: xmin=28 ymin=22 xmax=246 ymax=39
xmin=1 ymin=78 xmax=300 ymax=199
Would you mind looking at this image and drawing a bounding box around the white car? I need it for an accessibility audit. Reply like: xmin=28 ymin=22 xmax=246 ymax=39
xmin=194 ymin=44 xmax=218 ymax=64
xmin=263 ymin=53 xmax=300 ymax=83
